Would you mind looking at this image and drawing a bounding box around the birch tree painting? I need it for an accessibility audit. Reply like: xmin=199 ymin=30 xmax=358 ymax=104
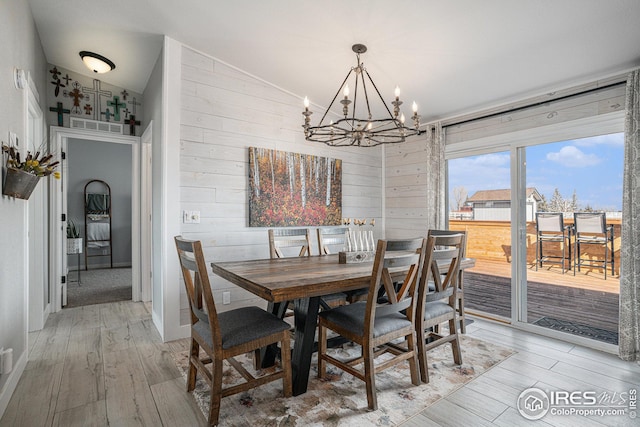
xmin=249 ymin=147 xmax=342 ymax=227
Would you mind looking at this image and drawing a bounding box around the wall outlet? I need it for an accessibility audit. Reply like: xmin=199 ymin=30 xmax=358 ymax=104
xmin=223 ymin=291 xmax=231 ymax=305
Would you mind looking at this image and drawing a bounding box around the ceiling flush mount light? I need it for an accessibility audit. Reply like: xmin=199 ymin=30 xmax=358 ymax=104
xmin=302 ymin=44 xmax=423 ymax=147
xmin=79 ymin=51 xmax=116 ymax=74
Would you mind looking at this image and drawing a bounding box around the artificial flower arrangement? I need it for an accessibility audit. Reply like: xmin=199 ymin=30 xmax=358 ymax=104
xmin=2 ymin=142 xmax=60 ymax=179
xmin=2 ymin=141 xmax=60 ymax=199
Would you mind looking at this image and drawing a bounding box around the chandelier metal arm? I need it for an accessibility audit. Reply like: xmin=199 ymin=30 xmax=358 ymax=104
xmin=319 ymin=69 xmax=354 ymax=126
xmin=363 ymin=69 xmax=397 ymax=123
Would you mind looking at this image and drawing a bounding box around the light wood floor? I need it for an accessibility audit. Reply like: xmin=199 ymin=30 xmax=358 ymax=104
xmin=1 ymin=301 xmax=638 ymax=426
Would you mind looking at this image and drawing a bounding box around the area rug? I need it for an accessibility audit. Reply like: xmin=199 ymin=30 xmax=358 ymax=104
xmin=533 ymin=316 xmax=619 ymax=345
xmin=170 ymin=335 xmax=514 ymax=426
xmin=65 ymin=267 xmax=132 ymax=307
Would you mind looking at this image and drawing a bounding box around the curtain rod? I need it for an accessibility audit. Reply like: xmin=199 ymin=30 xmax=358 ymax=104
xmin=443 ymin=80 xmax=627 ymax=129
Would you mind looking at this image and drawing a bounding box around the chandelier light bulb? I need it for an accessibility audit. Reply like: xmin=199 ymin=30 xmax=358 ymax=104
xmin=303 ymin=96 xmax=310 ymax=109
xmin=412 ymin=101 xmax=418 ymax=113
xmin=400 ymin=113 xmax=406 ymax=124
xmin=343 ymin=85 xmax=350 ymax=98
xmin=394 ymin=86 xmax=401 ymax=98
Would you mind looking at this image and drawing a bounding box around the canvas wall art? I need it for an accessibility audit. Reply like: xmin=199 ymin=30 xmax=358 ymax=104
xmin=249 ymin=147 xmax=342 ymax=227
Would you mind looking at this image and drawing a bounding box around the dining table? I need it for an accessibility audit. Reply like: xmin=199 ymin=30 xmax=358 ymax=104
xmin=211 ymin=253 xmax=476 ymax=396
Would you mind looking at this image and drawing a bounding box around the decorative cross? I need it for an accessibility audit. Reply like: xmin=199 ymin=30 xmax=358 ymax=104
xmin=49 ymin=102 xmax=70 ymax=126
xmin=120 ymin=89 xmax=129 ymax=100
xmin=128 ymin=97 xmax=141 ymax=115
xmin=51 ymin=79 xmax=65 ymax=97
xmin=127 ymin=115 xmax=141 ymax=136
xmin=64 ymin=82 xmax=85 ymax=114
xmin=84 ymin=104 xmax=93 ymax=115
xmin=62 ymin=74 xmax=72 ymax=85
xmin=122 ymin=107 xmax=131 ymax=120
xmin=101 ymin=108 xmax=112 ymax=122
xmin=82 ymin=79 xmax=112 ymax=120
xmin=49 ymin=66 xmax=61 ymax=81
xmin=107 ymin=95 xmax=126 ymax=122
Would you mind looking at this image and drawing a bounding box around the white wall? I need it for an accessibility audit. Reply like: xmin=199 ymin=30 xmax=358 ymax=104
xmin=176 ymin=45 xmax=384 ymax=326
xmin=0 ymin=0 xmax=48 ymax=416
xmin=142 ymin=45 xmax=164 ymax=327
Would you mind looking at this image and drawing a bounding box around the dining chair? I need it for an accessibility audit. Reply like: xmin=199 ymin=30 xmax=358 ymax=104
xmin=416 ymin=233 xmax=464 ymax=384
xmin=317 ymin=237 xmax=426 ymax=410
xmin=269 ymin=228 xmax=347 ymax=309
xmin=573 ymin=212 xmax=614 ymax=279
xmin=174 ymin=236 xmax=292 ymax=426
xmin=317 ymin=227 xmax=348 ymax=255
xmin=427 ymin=229 xmax=468 ymax=333
xmin=535 ymin=212 xmax=572 ymax=273
xmin=318 ymin=227 xmax=368 ymax=303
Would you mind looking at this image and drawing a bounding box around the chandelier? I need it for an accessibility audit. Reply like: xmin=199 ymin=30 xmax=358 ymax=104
xmin=302 ymin=44 xmax=423 ymax=147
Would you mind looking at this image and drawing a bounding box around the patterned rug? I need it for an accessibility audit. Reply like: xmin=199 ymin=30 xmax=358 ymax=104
xmin=170 ymin=335 xmax=514 ymax=426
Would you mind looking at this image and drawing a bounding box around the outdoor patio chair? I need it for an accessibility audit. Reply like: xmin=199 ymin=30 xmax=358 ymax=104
xmin=416 ymin=233 xmax=464 ymax=384
xmin=535 ymin=212 xmax=572 ymax=273
xmin=174 ymin=236 xmax=292 ymax=426
xmin=573 ymin=212 xmax=614 ymax=279
xmin=317 ymin=238 xmax=426 ymax=410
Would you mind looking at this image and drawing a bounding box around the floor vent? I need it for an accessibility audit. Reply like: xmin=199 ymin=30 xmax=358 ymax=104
xmin=70 ymin=117 xmax=123 ymax=135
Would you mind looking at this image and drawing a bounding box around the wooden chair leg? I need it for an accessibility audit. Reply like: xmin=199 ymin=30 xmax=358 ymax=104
xmin=209 ymin=358 xmax=223 ymax=427
xmin=406 ymin=331 xmax=421 ymax=386
xmin=364 ymin=346 xmax=377 ymax=411
xmin=416 ymin=327 xmax=429 ymax=384
xmin=317 ymin=325 xmax=327 ymax=379
xmin=280 ymin=331 xmax=292 ymax=397
xmin=187 ymin=338 xmax=199 ymax=392
xmin=458 ymin=292 xmax=466 ymax=334
xmin=449 ymin=318 xmax=462 ymax=365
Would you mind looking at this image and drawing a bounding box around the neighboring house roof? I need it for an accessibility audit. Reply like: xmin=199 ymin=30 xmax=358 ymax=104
xmin=468 ymin=188 xmax=542 ymax=202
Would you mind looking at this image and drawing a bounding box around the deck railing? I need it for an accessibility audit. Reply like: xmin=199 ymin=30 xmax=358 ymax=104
xmin=449 ymin=219 xmax=621 ymax=275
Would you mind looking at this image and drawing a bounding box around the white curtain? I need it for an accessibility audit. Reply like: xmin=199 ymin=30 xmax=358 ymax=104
xmin=620 ymin=69 xmax=640 ymax=362
xmin=425 ymin=122 xmax=446 ymax=230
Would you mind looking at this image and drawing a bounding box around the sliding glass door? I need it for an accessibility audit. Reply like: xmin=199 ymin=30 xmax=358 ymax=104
xmin=447 ymin=131 xmax=623 ymax=346
xmin=523 ymin=134 xmax=622 ymax=345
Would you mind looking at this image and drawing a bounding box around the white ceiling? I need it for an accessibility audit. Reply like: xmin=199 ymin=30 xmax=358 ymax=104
xmin=28 ymin=0 xmax=640 ymax=122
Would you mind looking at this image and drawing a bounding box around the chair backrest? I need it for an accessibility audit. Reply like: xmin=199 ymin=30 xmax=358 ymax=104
xmin=574 ymin=212 xmax=606 ymax=234
xmin=536 ymin=212 xmax=564 ymax=233
xmin=418 ymin=234 xmax=464 ymax=307
xmin=317 ymin=227 xmax=349 ymax=255
xmin=363 ymin=238 xmax=427 ymax=334
xmin=428 ymin=229 xmax=467 ymax=259
xmin=268 ymin=228 xmax=312 ymax=258
xmin=174 ymin=236 xmax=221 ymax=348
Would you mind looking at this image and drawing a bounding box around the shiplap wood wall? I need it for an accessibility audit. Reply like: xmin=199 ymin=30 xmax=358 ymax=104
xmin=384 ymin=135 xmax=430 ymax=239
xmin=178 ymin=46 xmax=383 ymax=321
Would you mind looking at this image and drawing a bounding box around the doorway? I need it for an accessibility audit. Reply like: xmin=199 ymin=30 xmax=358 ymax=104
xmin=49 ymin=126 xmax=149 ymax=313
xmin=65 ymin=139 xmax=133 ymax=307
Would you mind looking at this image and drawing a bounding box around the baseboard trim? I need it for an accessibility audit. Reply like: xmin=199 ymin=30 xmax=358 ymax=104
xmin=0 ymin=348 xmax=27 ymax=419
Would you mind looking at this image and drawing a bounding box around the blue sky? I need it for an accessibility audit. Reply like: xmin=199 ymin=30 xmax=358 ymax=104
xmin=449 ymin=132 xmax=624 ymax=211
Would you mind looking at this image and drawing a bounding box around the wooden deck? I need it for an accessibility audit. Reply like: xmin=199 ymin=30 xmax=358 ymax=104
xmin=463 ymin=259 xmax=619 ymax=340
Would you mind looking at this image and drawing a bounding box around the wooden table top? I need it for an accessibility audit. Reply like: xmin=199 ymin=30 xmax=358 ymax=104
xmin=211 ymin=255 xmax=475 ymax=303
